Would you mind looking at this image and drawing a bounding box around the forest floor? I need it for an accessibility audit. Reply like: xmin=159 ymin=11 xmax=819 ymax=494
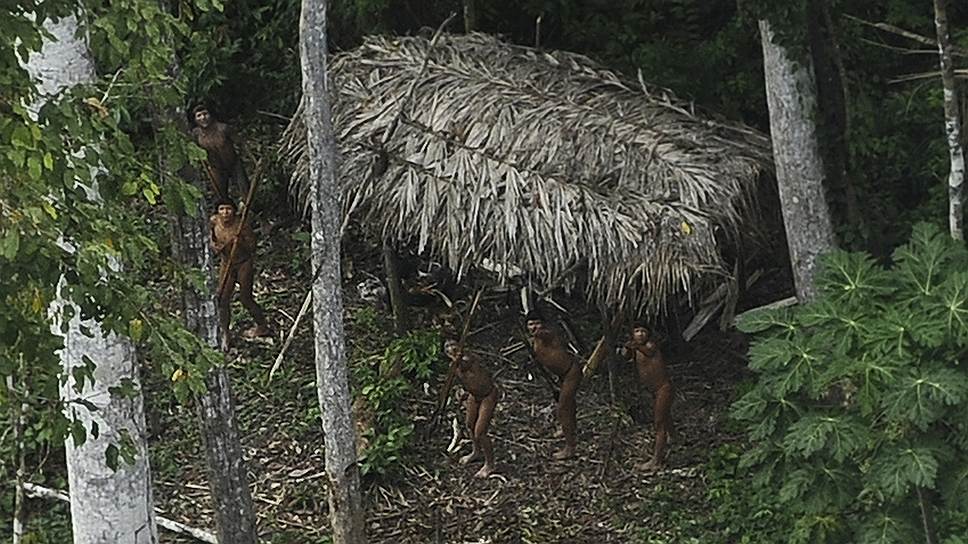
xmin=144 ymin=201 xmax=782 ymax=544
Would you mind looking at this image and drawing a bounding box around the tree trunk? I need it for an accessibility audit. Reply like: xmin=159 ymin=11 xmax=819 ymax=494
xmin=933 ymin=0 xmax=965 ymax=241
xmin=300 ymin=0 xmax=367 ymax=541
xmin=53 ymin=304 xmax=159 ymax=544
xmin=759 ymin=19 xmax=837 ymax=301
xmin=7 ymin=358 xmax=27 ymax=544
xmin=29 ymin=15 xmax=159 ymax=544
xmin=163 ymin=102 xmax=258 ymax=544
xmin=463 ymin=0 xmax=477 ymax=33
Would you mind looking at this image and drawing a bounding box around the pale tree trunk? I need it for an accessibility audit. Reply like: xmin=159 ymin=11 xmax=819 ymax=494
xmin=299 ymin=0 xmax=367 ymax=541
xmin=759 ymin=19 xmax=837 ymax=301
xmin=28 ymin=15 xmax=158 ymax=544
xmin=463 ymin=0 xmax=477 ymax=33
xmin=933 ymin=0 xmax=965 ymax=241
xmin=6 ymin=357 xmax=27 ymax=544
xmin=161 ymin=92 xmax=258 ymax=544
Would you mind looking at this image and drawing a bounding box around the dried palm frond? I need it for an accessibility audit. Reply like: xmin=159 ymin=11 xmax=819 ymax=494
xmin=281 ymin=32 xmax=774 ymax=317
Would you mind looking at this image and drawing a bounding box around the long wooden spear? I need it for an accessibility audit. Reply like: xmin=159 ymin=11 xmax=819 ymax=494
xmin=216 ymin=158 xmax=263 ymax=299
xmin=428 ymin=288 xmax=483 ymax=434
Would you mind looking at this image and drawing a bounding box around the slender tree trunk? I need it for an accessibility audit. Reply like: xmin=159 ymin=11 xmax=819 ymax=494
xmin=300 ymin=0 xmax=367 ymax=541
xmin=933 ymin=0 xmax=965 ymax=241
xmin=463 ymin=0 xmax=477 ymax=33
xmin=28 ymin=15 xmax=158 ymax=544
xmin=759 ymin=19 xmax=837 ymax=301
xmin=7 ymin=358 xmax=27 ymax=544
xmin=162 ymin=98 xmax=258 ymax=544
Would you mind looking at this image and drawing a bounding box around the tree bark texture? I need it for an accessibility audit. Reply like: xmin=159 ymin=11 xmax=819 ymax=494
xmin=933 ymin=0 xmax=965 ymax=241
xmin=7 ymin=362 xmax=27 ymax=544
xmin=29 ymin=15 xmax=158 ymax=544
xmin=166 ymin=114 xmax=258 ymax=544
xmin=300 ymin=0 xmax=367 ymax=541
xmin=759 ymin=19 xmax=837 ymax=301
xmin=53 ymin=304 xmax=159 ymax=544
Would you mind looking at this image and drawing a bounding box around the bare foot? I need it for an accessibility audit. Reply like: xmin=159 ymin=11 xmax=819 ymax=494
xmin=636 ymin=459 xmax=664 ymax=472
xmin=243 ymin=325 xmax=273 ymax=338
xmin=552 ymin=445 xmax=575 ymax=460
xmin=474 ymin=464 xmax=495 ymax=478
xmin=460 ymin=450 xmax=482 ymax=465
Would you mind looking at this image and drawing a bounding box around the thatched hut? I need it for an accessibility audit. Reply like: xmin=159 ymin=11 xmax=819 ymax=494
xmin=282 ymin=32 xmax=774 ymax=318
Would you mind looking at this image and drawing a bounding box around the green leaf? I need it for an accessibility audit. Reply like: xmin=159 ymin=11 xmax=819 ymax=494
xmin=816 ymin=250 xmax=894 ymax=306
xmin=70 ymin=419 xmax=87 ymax=447
xmin=937 ymin=271 xmax=968 ymax=345
xmin=747 ymin=337 xmax=795 ymax=372
xmin=882 ymin=368 xmax=968 ymax=429
xmin=858 ymin=513 xmax=917 ymax=544
xmin=105 ymin=444 xmax=120 ymax=471
xmin=892 ymin=223 xmax=953 ymax=297
xmin=27 ymin=155 xmax=41 ymax=179
xmin=129 ymin=318 xmax=144 ymax=342
xmin=0 ymin=229 xmax=20 ymax=259
xmin=781 ymin=415 xmax=868 ymax=462
xmin=737 ymin=306 xmax=796 ymax=334
xmin=870 ymin=445 xmax=939 ymax=498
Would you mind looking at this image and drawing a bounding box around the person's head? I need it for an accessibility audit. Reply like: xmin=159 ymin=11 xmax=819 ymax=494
xmin=525 ymin=310 xmax=545 ymax=335
xmin=192 ymin=104 xmax=212 ymax=128
xmin=444 ymin=339 xmax=460 ymax=360
xmin=215 ymin=199 xmax=236 ymax=219
xmin=631 ymin=322 xmax=650 ymax=343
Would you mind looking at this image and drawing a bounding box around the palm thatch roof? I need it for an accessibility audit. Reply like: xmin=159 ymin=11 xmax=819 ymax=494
xmin=281 ymin=32 xmax=774 ymax=317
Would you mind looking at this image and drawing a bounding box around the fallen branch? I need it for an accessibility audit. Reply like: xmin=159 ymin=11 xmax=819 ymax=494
xmin=267 ymin=287 xmax=313 ymax=382
xmin=732 ymin=295 xmax=798 ymax=324
xmin=22 ymin=482 xmax=217 ymax=544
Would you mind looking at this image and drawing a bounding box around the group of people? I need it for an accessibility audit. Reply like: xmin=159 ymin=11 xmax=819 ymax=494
xmin=447 ymin=311 xmax=675 ymax=478
xmin=191 ymin=104 xmax=272 ymax=350
xmin=193 ymin=103 xmax=675 ymax=477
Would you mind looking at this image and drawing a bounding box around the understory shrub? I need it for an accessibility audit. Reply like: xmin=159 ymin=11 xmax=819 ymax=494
xmin=731 ymin=223 xmax=968 ymax=543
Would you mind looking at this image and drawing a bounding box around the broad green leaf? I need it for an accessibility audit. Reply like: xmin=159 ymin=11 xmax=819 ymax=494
xmin=782 ymin=415 xmax=868 ymax=462
xmin=893 ymin=223 xmax=951 ymax=297
xmin=883 ymin=368 xmax=968 ymax=429
xmin=870 ymin=445 xmax=939 ymax=498
xmin=937 ymin=272 xmax=968 ymax=344
xmin=858 ymin=513 xmax=917 ymax=544
xmin=816 ymin=250 xmax=893 ymax=305
xmin=737 ymin=306 xmax=796 ymax=334
xmin=747 ymin=337 xmax=796 ymax=372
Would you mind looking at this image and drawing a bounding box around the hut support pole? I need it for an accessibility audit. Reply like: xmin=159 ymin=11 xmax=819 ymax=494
xmin=383 ymin=238 xmax=407 ymax=334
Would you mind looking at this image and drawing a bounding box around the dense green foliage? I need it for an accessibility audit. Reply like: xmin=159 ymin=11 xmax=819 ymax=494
xmin=352 ymin=323 xmax=441 ymax=477
xmin=731 ymin=223 xmax=968 ymax=542
xmin=0 ymin=0 xmax=236 ymax=539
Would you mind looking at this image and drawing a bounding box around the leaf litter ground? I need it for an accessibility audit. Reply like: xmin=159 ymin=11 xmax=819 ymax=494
xmin=145 ymin=214 xmax=762 ymax=544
